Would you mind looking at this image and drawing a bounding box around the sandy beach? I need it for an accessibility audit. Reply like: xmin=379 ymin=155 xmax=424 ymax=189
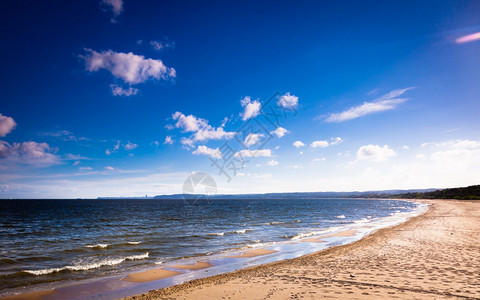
xmin=126 ymin=200 xmax=480 ymax=299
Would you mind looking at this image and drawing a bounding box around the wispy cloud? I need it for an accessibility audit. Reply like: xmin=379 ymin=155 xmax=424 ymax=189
xmin=325 ymin=88 xmax=413 ymax=122
xmin=266 ymin=160 xmax=278 ymax=166
xmin=0 ymin=141 xmax=60 ymax=166
xmin=101 ymin=0 xmax=123 ymax=22
xmin=455 ymin=32 xmax=480 ymax=44
xmin=110 ymin=84 xmax=139 ymax=97
xmin=163 ymin=136 xmax=174 ymax=145
xmin=234 ymin=149 xmax=272 ymax=158
xmin=150 ymin=38 xmax=175 ymax=51
xmin=124 ymin=142 xmax=137 ymax=150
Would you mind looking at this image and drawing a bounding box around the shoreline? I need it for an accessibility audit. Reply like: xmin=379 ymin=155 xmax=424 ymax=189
xmin=0 ymin=199 xmax=430 ymax=299
xmin=124 ymin=199 xmax=480 ymax=299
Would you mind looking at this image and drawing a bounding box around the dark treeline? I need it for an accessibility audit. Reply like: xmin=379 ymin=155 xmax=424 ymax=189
xmin=387 ymin=185 xmax=480 ymax=200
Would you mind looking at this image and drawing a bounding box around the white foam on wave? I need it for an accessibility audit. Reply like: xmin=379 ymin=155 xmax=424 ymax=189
xmin=232 ymin=229 xmax=252 ymax=234
xmin=336 ymin=215 xmax=346 ymax=219
xmin=208 ymin=232 xmax=224 ymax=236
xmin=24 ymin=252 xmax=149 ymax=276
xmin=263 ymin=221 xmax=285 ymax=225
xmin=127 ymin=241 xmax=141 ymax=245
xmin=291 ymin=231 xmax=323 ymax=240
xmin=86 ymin=244 xmax=109 ymax=249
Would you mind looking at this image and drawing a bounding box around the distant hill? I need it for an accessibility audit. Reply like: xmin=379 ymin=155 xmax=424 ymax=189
xmin=152 ymin=188 xmax=438 ymax=200
xmin=99 ymin=185 xmax=480 ymax=200
xmin=389 ymin=185 xmax=480 ymax=200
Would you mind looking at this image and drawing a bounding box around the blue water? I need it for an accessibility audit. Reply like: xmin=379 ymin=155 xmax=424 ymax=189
xmin=0 ymin=198 xmax=422 ymax=297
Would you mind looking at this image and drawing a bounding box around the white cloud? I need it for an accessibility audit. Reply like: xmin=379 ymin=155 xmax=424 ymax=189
xmin=427 ymin=139 xmax=480 ymax=170
xmin=244 ymin=133 xmax=264 ymax=147
xmin=124 ymin=142 xmax=137 ymax=150
xmin=102 ymin=0 xmax=123 ymax=15
xmin=313 ymin=157 xmax=326 ymax=162
xmin=293 ymin=141 xmax=305 ymax=148
xmin=73 ymin=161 xmax=81 ymax=166
xmin=150 ymin=39 xmax=175 ymax=51
xmin=330 ymin=137 xmax=343 ymax=145
xmin=172 ymin=112 xmax=208 ymax=132
xmin=234 ymin=149 xmax=272 ymax=158
xmin=172 ymin=111 xmax=235 ymax=143
xmin=402 ymin=145 xmax=410 ymax=150
xmin=271 ymin=127 xmax=288 ymax=138
xmin=266 ymin=160 xmax=278 ymax=166
xmin=326 ymin=88 xmax=412 ymax=122
xmin=287 ymin=165 xmax=302 ymax=169
xmin=82 ymin=49 xmax=175 ymax=85
xmin=193 ymin=127 xmax=235 ymax=142
xmin=0 ymin=141 xmax=59 ymax=166
xmin=101 ymin=0 xmax=123 ymax=22
xmin=110 ymin=84 xmax=139 ymax=96
xmin=104 ymin=166 xmax=115 ymax=171
xmin=311 ymin=140 xmax=329 ymax=148
xmin=180 ymin=137 xmax=194 ymax=148
xmin=241 ymin=96 xmax=261 ymax=121
xmin=164 ymin=136 xmax=174 ymax=145
xmin=192 ymin=145 xmax=222 ymax=159
xmin=356 ymin=144 xmax=396 ymax=162
xmin=277 ymin=92 xmax=298 ymax=108
xmin=0 ymin=113 xmax=16 ymax=137
xmin=79 ymin=166 xmax=93 ymax=171
xmin=65 ymin=154 xmax=89 ymax=160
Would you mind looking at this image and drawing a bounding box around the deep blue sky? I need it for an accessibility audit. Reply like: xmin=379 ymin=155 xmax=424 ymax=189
xmin=1 ymin=0 xmax=480 ymax=198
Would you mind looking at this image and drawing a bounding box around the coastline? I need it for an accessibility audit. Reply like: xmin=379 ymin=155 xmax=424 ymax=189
xmin=6 ymin=199 xmax=476 ymax=299
xmin=126 ymin=199 xmax=480 ymax=299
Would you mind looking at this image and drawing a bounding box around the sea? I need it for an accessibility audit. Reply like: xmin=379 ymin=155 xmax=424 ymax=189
xmin=0 ymin=198 xmax=427 ymax=298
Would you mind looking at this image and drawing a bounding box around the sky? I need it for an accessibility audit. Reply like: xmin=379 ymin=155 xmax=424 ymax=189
xmin=1 ymin=0 xmax=480 ymax=198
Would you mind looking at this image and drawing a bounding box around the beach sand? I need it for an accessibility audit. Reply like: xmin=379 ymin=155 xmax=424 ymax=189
xmin=126 ymin=200 xmax=480 ymax=299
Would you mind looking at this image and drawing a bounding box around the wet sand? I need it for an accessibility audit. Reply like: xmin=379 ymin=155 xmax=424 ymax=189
xmin=224 ymin=249 xmax=278 ymax=258
xmin=126 ymin=200 xmax=480 ymax=299
xmin=0 ymin=290 xmax=56 ymax=300
xmin=123 ymin=268 xmax=182 ymax=283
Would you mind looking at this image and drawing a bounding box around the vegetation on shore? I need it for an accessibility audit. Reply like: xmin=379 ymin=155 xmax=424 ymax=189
xmin=388 ymin=185 xmax=480 ymax=200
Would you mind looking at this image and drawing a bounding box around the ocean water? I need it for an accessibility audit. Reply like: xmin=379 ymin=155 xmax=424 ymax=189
xmin=0 ymin=198 xmax=424 ymax=297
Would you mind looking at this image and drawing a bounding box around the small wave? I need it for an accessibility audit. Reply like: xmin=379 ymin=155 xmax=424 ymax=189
xmin=86 ymin=244 xmax=109 ymax=249
xmin=353 ymin=218 xmax=370 ymax=224
xmin=336 ymin=215 xmax=346 ymax=219
xmin=24 ymin=252 xmax=149 ymax=276
xmin=208 ymin=232 xmax=224 ymax=236
xmin=263 ymin=221 xmax=285 ymax=225
xmin=291 ymin=231 xmax=322 ymax=240
xmin=127 ymin=241 xmax=141 ymax=245
xmin=231 ymin=229 xmax=251 ymax=234
xmin=154 ymin=260 xmax=164 ymax=265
